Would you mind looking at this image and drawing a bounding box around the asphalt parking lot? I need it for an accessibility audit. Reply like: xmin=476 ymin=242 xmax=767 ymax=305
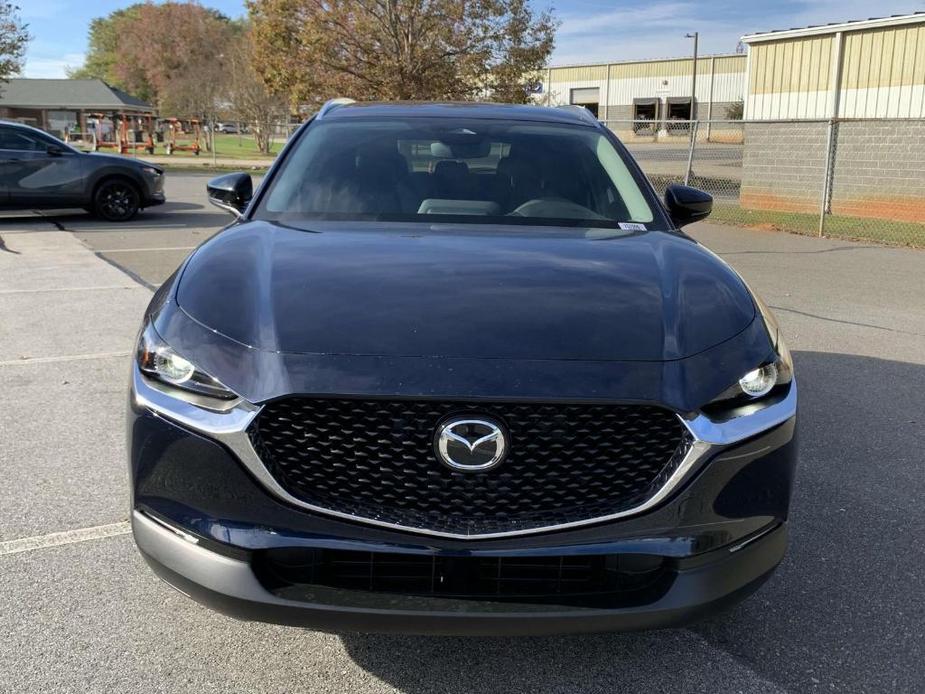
xmin=1 ymin=173 xmax=923 ymax=693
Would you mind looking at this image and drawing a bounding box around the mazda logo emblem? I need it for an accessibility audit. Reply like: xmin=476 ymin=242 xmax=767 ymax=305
xmin=434 ymin=417 xmax=508 ymax=472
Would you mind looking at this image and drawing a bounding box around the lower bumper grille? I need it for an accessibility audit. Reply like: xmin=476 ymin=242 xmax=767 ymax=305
xmin=254 ymin=548 xmax=673 ymax=608
xmin=248 ymin=397 xmax=687 ymax=536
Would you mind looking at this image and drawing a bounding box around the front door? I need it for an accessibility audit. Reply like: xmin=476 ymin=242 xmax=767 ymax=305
xmin=0 ymin=125 xmax=85 ymax=208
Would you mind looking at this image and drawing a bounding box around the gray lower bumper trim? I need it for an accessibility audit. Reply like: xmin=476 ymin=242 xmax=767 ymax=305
xmin=132 ymin=510 xmax=285 ymax=605
xmin=131 ymin=509 xmax=787 ymax=635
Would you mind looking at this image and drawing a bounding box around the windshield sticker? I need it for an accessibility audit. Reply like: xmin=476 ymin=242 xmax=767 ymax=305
xmin=618 ymin=222 xmax=647 ymax=231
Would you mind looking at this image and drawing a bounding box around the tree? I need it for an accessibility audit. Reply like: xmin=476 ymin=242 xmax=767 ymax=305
xmin=247 ymin=0 xmax=557 ymax=105
xmin=0 ymin=1 xmax=30 ymax=85
xmin=226 ymin=30 xmax=288 ymax=154
xmin=481 ymin=0 xmax=555 ymax=103
xmin=67 ymin=7 xmax=149 ymax=98
xmin=69 ymin=2 xmax=240 ymax=152
xmin=725 ymin=98 xmax=744 ymax=120
xmin=69 ymin=3 xmax=236 ymax=117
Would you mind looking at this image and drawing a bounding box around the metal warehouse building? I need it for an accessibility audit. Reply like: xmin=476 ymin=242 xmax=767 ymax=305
xmin=539 ymin=12 xmax=925 ymax=229
xmin=743 ymin=13 xmax=925 ymax=119
xmin=539 ymin=54 xmax=746 ymax=131
xmin=740 ymin=13 xmax=925 ymax=222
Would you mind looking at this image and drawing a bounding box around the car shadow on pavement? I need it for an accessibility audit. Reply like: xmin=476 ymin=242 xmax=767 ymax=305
xmin=339 ymin=351 xmax=925 ymax=693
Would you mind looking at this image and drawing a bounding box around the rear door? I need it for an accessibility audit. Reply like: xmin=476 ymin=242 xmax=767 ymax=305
xmin=0 ymin=125 xmax=85 ymax=208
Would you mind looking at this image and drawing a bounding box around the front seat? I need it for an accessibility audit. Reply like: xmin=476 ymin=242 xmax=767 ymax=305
xmin=496 ymin=150 xmax=543 ymax=211
xmin=429 ymin=160 xmax=475 ymax=200
xmin=352 ymin=148 xmax=416 ymax=213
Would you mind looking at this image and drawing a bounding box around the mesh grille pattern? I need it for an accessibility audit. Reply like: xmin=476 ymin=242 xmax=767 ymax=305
xmin=248 ymin=398 xmax=686 ymax=536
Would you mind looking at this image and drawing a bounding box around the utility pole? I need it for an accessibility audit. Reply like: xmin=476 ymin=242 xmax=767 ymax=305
xmin=685 ymin=32 xmax=699 ymax=120
xmin=684 ymin=32 xmax=699 ymax=186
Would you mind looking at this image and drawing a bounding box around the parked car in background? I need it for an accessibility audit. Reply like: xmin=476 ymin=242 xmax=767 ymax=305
xmin=0 ymin=120 xmax=165 ymax=221
xmin=129 ymin=100 xmax=797 ymax=635
xmin=215 ymin=122 xmax=239 ymax=134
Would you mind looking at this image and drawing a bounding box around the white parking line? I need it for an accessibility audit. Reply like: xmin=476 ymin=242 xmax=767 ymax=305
xmin=97 ymin=246 xmax=197 ymax=253
xmin=76 ymin=224 xmax=192 ymax=230
xmin=0 ymin=521 xmax=131 ymax=557
xmin=0 ymin=351 xmax=131 ymax=367
xmin=0 ymin=285 xmax=140 ymax=294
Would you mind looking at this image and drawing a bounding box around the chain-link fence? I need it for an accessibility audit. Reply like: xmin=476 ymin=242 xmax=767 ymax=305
xmin=602 ymin=118 xmax=925 ymax=247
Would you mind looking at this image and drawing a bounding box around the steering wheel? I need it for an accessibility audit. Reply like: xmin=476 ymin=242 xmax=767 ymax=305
xmin=507 ymin=197 xmax=605 ymax=220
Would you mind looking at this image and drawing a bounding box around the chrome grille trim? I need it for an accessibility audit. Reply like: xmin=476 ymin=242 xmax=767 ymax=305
xmin=131 ymin=365 xmax=796 ymax=541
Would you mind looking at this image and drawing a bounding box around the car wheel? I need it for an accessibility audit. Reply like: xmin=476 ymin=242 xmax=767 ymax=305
xmin=93 ymin=178 xmax=141 ymax=222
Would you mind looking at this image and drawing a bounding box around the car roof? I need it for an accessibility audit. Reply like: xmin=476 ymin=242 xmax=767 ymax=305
xmin=0 ymin=119 xmax=49 ymax=134
xmin=318 ymin=101 xmax=600 ymax=126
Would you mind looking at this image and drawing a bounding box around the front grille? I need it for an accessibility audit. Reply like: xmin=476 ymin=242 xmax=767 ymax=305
xmin=248 ymin=398 xmax=686 ymax=536
xmin=254 ymin=548 xmax=673 ymax=608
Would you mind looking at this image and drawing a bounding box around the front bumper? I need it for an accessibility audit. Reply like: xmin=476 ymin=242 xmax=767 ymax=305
xmin=129 ymin=366 xmax=797 ymax=635
xmin=142 ymin=192 xmax=166 ymax=208
xmin=140 ymin=172 xmax=166 ymax=207
xmin=133 ymin=509 xmax=787 ymax=636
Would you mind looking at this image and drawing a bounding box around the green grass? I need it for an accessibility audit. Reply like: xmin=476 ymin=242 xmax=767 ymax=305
xmin=74 ymin=133 xmax=280 ymax=161
xmin=156 ymin=162 xmax=270 ymax=175
xmin=163 ymin=133 xmax=279 ymax=160
xmin=708 ymin=203 xmax=925 ymax=248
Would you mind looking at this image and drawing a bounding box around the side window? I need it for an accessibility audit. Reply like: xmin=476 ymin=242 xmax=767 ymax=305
xmin=0 ymin=127 xmax=47 ymax=152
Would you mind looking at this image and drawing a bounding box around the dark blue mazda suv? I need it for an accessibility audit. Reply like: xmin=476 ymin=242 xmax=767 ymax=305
xmin=128 ymin=100 xmax=797 ymax=635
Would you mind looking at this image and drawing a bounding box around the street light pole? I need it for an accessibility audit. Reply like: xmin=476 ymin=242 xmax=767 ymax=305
xmin=686 ymin=32 xmax=699 ymax=120
xmin=684 ymin=32 xmax=699 ymax=186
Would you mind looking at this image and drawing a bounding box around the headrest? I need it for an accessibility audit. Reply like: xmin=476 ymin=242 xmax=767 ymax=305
xmin=431 ymin=160 xmax=469 ymax=179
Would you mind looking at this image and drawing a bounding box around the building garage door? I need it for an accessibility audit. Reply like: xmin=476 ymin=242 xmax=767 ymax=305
xmin=570 ymin=87 xmax=600 ymax=118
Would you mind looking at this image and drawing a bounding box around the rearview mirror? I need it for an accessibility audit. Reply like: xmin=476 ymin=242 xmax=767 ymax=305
xmin=207 ymin=172 xmax=253 ymax=217
xmin=46 ymin=144 xmax=65 ymax=156
xmin=664 ymin=184 xmax=712 ymax=227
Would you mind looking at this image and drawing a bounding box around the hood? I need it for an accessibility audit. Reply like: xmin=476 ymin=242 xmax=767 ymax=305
xmin=175 ymin=221 xmax=755 ymax=362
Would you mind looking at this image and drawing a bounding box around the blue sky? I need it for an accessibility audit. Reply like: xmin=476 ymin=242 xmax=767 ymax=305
xmin=21 ymin=0 xmax=925 ymax=78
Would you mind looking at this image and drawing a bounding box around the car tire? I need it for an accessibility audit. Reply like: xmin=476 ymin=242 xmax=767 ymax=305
xmin=93 ymin=178 xmax=141 ymax=222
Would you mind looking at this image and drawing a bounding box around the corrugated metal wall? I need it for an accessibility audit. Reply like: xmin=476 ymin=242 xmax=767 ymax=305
xmin=840 ymin=25 xmax=925 ymax=117
xmin=543 ymin=55 xmax=747 ymax=117
xmin=745 ymin=20 xmax=925 ymax=119
xmin=746 ymin=36 xmax=834 ymax=119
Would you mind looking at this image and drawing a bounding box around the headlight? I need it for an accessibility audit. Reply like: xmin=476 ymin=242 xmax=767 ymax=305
xmin=707 ymin=336 xmax=793 ymax=409
xmin=739 ymin=363 xmax=778 ymax=398
xmin=141 ymin=166 xmax=162 ymax=177
xmin=136 ymin=323 xmax=236 ymax=400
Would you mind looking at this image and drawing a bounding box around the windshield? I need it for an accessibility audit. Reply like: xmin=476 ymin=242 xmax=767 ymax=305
xmin=256 ymin=117 xmax=657 ymax=229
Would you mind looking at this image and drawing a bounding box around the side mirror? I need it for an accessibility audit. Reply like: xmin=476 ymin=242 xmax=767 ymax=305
xmin=46 ymin=144 xmax=65 ymax=156
xmin=664 ymin=184 xmax=712 ymax=227
xmin=207 ymin=172 xmax=253 ymax=217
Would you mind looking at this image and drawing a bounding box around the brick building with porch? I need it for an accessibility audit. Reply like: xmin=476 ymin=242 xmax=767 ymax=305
xmin=0 ymin=78 xmax=154 ymax=140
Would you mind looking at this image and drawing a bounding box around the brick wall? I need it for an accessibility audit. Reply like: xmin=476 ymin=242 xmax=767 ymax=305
xmin=829 ymin=120 xmax=925 ymax=223
xmin=740 ymin=121 xmax=828 ymax=214
xmin=741 ymin=119 xmax=925 ymax=223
